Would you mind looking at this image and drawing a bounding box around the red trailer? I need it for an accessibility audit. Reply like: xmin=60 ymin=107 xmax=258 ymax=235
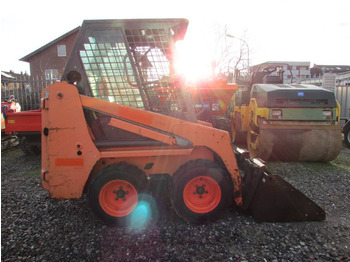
xmin=4 ymin=109 xmax=41 ymax=154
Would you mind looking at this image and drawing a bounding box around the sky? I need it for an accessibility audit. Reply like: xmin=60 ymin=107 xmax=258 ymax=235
xmin=1 ymin=0 xmax=349 ymax=75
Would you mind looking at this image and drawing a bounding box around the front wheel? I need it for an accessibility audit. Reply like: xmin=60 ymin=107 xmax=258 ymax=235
xmin=171 ymin=160 xmax=233 ymax=224
xmin=88 ymin=163 xmax=147 ymax=226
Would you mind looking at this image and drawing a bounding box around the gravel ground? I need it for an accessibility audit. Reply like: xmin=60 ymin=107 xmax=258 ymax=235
xmin=1 ymin=146 xmax=350 ymax=261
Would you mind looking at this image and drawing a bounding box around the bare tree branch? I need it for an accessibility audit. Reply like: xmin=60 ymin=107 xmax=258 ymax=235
xmin=212 ymin=25 xmax=250 ymax=80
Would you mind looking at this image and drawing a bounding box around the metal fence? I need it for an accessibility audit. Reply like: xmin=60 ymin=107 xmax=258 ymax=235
xmin=335 ymin=86 xmax=350 ymax=118
xmin=1 ymin=75 xmax=54 ymax=111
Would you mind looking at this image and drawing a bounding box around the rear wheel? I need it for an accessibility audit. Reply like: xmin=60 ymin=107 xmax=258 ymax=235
xmin=88 ymin=163 xmax=147 ymax=226
xmin=171 ymin=160 xmax=233 ymax=224
xmin=20 ymin=136 xmax=40 ymax=155
xmin=1 ymin=135 xmax=18 ymax=151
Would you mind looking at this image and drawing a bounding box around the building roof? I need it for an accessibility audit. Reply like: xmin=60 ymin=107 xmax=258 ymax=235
xmin=312 ymin=64 xmax=350 ymax=73
xmin=250 ymin=61 xmax=311 ymax=73
xmin=20 ymin=26 xmax=80 ymax=62
xmin=1 ymin=71 xmax=16 ymax=79
xmin=264 ymin=61 xmax=310 ymax=66
xmin=1 ymin=71 xmax=30 ymax=83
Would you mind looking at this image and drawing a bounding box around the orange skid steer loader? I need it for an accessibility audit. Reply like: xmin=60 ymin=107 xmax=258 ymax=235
xmin=41 ymin=19 xmax=324 ymax=225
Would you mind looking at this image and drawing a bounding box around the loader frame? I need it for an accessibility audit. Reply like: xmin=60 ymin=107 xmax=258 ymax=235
xmin=41 ymin=82 xmax=242 ymax=204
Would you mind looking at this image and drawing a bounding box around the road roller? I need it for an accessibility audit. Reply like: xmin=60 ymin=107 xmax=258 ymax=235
xmin=228 ymin=64 xmax=343 ymax=161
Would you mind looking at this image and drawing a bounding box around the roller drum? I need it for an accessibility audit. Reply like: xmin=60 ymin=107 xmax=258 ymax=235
xmin=256 ymin=127 xmax=342 ymax=161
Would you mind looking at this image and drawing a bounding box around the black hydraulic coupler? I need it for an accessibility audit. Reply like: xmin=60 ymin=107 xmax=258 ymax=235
xmin=235 ymin=147 xmax=326 ymax=222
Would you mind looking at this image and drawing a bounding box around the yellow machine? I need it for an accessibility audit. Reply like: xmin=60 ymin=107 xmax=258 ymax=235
xmin=228 ymin=64 xmax=343 ymax=161
xmin=41 ymin=19 xmax=325 ymax=225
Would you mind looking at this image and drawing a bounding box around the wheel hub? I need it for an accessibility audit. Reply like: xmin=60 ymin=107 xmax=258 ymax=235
xmin=113 ymin=186 xmax=129 ymax=201
xmin=183 ymin=176 xmax=222 ymax=214
xmin=99 ymin=179 xmax=138 ymax=217
xmin=194 ymin=184 xmax=208 ymax=198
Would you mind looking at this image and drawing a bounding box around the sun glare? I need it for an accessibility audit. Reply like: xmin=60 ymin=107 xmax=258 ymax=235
xmin=174 ymin=40 xmax=215 ymax=83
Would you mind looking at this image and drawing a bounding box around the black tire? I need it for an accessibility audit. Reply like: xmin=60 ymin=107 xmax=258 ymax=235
xmin=171 ymin=159 xmax=233 ymax=224
xmin=20 ymin=137 xmax=40 ymax=155
xmin=88 ymin=163 xmax=147 ymax=226
xmin=344 ymin=123 xmax=350 ymax=148
xmin=1 ymin=135 xmax=18 ymax=151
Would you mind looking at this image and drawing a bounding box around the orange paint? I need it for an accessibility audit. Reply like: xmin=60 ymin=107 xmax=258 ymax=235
xmin=41 ymin=81 xmax=242 ymax=207
xmin=55 ymin=158 xmax=84 ymax=166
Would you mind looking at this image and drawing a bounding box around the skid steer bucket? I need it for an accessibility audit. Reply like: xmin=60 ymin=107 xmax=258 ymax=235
xmin=235 ymin=148 xmax=325 ymax=222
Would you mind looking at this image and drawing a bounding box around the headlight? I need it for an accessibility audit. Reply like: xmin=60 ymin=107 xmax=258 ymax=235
xmin=271 ymin=109 xmax=282 ymax=119
xmin=322 ymin=110 xmax=332 ymax=120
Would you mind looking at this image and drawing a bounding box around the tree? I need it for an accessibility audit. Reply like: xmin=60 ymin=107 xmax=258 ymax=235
xmin=212 ymin=25 xmax=251 ymax=81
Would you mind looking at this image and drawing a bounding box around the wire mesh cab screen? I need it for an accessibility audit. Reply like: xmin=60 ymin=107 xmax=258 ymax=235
xmin=62 ymin=19 xmax=188 ymax=113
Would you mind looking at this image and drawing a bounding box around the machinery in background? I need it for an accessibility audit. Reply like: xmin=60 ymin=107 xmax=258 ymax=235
xmin=227 ymin=63 xmax=343 ymax=161
xmin=4 ymin=109 xmax=41 ymax=154
xmin=187 ymin=79 xmax=237 ymax=130
xmin=1 ymin=96 xmax=21 ymax=151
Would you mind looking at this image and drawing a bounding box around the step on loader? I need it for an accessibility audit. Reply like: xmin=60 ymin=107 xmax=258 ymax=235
xmin=41 ymin=19 xmax=325 ymax=226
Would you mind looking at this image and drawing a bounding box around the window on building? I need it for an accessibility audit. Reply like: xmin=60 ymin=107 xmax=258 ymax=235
xmin=45 ymin=69 xmax=59 ymax=80
xmin=57 ymin=45 xmax=67 ymax=57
